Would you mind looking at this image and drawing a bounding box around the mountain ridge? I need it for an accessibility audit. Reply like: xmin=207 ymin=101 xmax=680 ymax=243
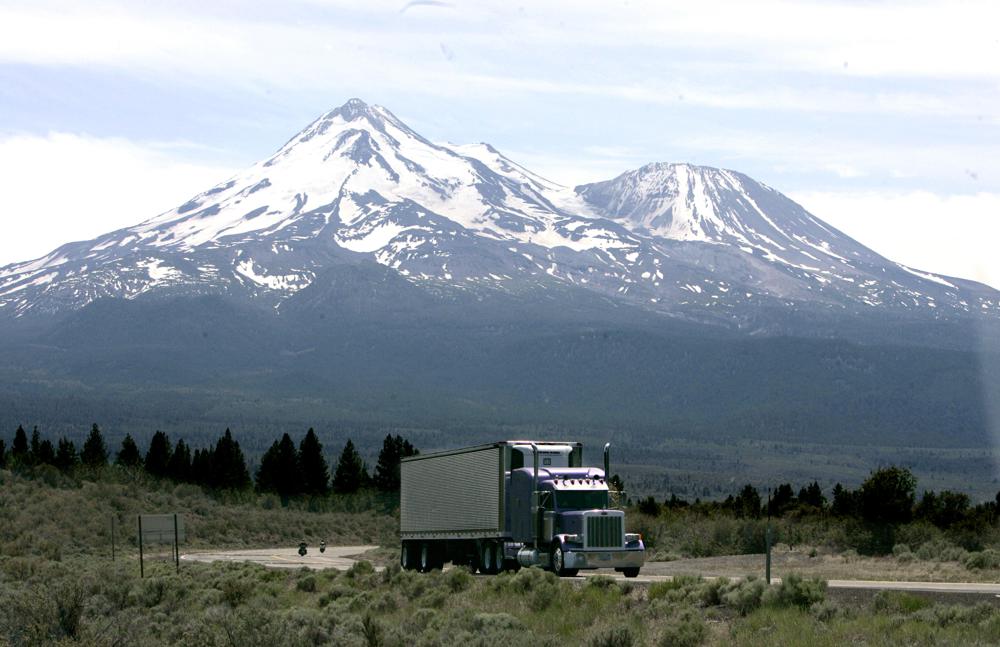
xmin=1 ymin=98 xmax=997 ymax=331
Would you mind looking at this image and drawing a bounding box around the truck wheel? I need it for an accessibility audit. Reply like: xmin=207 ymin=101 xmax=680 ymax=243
xmin=480 ymin=542 xmax=496 ymax=575
xmin=622 ymin=567 xmax=640 ymax=578
xmin=551 ymin=543 xmax=573 ymax=577
xmin=419 ymin=542 xmax=431 ymax=572
xmin=492 ymin=542 xmax=505 ymax=573
xmin=400 ymin=542 xmax=413 ymax=571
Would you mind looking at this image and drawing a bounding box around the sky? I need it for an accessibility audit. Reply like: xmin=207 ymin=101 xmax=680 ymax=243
xmin=1 ymin=0 xmax=998 ymax=286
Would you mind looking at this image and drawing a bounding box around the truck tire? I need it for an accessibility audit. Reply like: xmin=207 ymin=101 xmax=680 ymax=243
xmin=492 ymin=541 xmax=505 ymax=573
xmin=400 ymin=542 xmax=416 ymax=571
xmin=622 ymin=567 xmax=640 ymax=578
xmin=550 ymin=543 xmax=577 ymax=577
xmin=419 ymin=542 xmax=432 ymax=572
xmin=480 ymin=542 xmax=496 ymax=575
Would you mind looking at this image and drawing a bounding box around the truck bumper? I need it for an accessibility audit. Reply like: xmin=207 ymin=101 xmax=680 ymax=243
xmin=563 ymin=544 xmax=645 ymax=570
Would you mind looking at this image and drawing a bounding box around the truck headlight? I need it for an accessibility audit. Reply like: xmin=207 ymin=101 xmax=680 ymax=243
xmin=625 ymin=533 xmax=641 ymax=544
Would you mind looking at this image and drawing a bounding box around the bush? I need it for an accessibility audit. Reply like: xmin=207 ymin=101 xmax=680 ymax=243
xmin=912 ymin=602 xmax=995 ymax=628
xmin=915 ymin=539 xmax=967 ymax=562
xmin=586 ymin=575 xmax=619 ymax=590
xmin=697 ymin=577 xmax=729 ymax=607
xmin=648 ymin=575 xmax=703 ymax=602
xmin=963 ymin=549 xmax=1000 ymax=570
xmin=810 ymin=600 xmax=844 ymax=622
xmin=765 ymin=574 xmax=826 ymax=609
xmin=587 ymin=624 xmax=636 ymax=647
xmin=296 ymin=575 xmax=317 ymax=592
xmin=472 ymin=613 xmax=523 ymax=632
xmin=872 ymin=590 xmax=931 ymax=615
xmin=720 ymin=576 xmax=766 ymax=615
xmin=445 ymin=566 xmax=472 ymax=592
xmin=654 ymin=607 xmax=707 ymax=647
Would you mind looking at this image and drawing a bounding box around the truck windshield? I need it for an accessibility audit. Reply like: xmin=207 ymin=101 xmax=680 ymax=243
xmin=556 ymin=490 xmax=609 ymax=510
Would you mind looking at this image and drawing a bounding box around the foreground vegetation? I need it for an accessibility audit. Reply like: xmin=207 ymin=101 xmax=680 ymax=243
xmin=3 ymin=465 xmax=1000 ymax=646
xmin=4 ymin=551 xmax=1000 ymax=646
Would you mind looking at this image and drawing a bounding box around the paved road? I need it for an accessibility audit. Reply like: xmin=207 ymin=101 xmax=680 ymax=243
xmin=181 ymin=545 xmax=380 ymax=570
xmin=181 ymin=545 xmax=1000 ymax=595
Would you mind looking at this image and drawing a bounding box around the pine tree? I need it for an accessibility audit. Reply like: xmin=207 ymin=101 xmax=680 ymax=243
xmin=257 ymin=433 xmax=302 ymax=498
xmin=211 ymin=429 xmax=251 ymax=490
xmin=734 ymin=484 xmax=762 ymax=519
xmin=167 ymin=439 xmax=192 ymax=482
xmin=145 ymin=431 xmax=172 ymax=477
xmin=116 ymin=434 xmax=143 ymax=468
xmin=81 ymin=423 xmax=108 ymax=468
xmin=332 ymin=439 xmax=368 ymax=494
xmin=55 ymin=437 xmax=79 ymax=472
xmin=36 ymin=439 xmax=56 ymax=466
xmin=29 ymin=427 xmax=42 ymax=465
xmin=11 ymin=425 xmax=28 ymax=459
xmin=797 ymin=481 xmax=826 ymax=509
xmin=768 ymin=483 xmax=795 ymax=516
xmin=372 ymin=434 xmax=418 ymax=492
xmin=298 ymin=428 xmax=329 ymax=496
xmin=191 ymin=448 xmax=212 ymax=486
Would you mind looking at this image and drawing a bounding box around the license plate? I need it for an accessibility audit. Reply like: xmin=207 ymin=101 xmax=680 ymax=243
xmin=598 ymin=552 xmax=612 ymax=561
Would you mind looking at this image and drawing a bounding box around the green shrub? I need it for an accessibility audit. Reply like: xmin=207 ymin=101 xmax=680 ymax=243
xmin=872 ymin=590 xmax=931 ymax=615
xmin=446 ymin=566 xmax=472 ymax=592
xmin=219 ymin=576 xmax=253 ymax=607
xmin=891 ymin=543 xmax=911 ymax=556
xmin=296 ymin=575 xmax=317 ymax=592
xmin=347 ymin=560 xmax=375 ymax=578
xmin=655 ymin=607 xmax=707 ymax=647
xmin=914 ymin=539 xmax=967 ymax=562
xmin=697 ymin=577 xmax=729 ymax=607
xmin=963 ymin=549 xmax=1000 ymax=570
xmin=912 ymin=602 xmax=995 ymax=628
xmin=472 ymin=612 xmax=523 ymax=632
xmin=720 ymin=576 xmax=766 ymax=615
xmin=360 ymin=614 xmax=384 ymax=647
xmin=764 ymin=574 xmax=826 ymax=609
xmin=587 ymin=623 xmax=636 ymax=647
xmin=586 ymin=574 xmax=618 ymax=590
xmin=648 ymin=575 xmax=702 ymax=601
xmin=810 ymin=600 xmax=843 ymax=622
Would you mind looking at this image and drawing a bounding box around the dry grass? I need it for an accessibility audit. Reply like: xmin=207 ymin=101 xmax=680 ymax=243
xmin=643 ymin=543 xmax=1000 ymax=583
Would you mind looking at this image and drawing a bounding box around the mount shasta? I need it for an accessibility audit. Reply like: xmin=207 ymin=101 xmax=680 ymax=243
xmin=2 ymin=98 xmax=997 ymax=329
xmin=2 ymin=99 xmax=999 ymax=475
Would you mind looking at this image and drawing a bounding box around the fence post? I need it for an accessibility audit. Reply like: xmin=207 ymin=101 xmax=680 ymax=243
xmin=138 ymin=515 xmax=144 ymax=578
xmin=173 ymin=513 xmax=180 ymax=574
xmin=765 ymin=488 xmax=772 ymax=585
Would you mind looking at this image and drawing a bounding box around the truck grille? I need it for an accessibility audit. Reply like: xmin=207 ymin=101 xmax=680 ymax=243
xmin=586 ymin=515 xmax=622 ymax=548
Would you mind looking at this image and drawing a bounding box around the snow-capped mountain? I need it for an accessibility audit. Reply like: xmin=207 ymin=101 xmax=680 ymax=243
xmin=1 ymin=98 xmax=997 ymax=327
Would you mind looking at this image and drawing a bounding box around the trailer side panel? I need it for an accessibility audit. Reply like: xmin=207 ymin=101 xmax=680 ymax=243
xmin=400 ymin=445 xmax=503 ymax=537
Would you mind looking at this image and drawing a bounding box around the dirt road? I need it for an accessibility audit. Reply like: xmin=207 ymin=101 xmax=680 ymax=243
xmin=180 ymin=546 xmax=1000 ymax=595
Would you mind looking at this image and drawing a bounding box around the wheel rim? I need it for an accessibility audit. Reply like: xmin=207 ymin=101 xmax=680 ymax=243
xmin=494 ymin=542 xmax=504 ymax=572
xmin=401 ymin=544 xmax=408 ymax=569
xmin=481 ymin=543 xmax=492 ymax=573
xmin=553 ymin=546 xmax=563 ymax=573
xmin=420 ymin=543 xmax=429 ymax=571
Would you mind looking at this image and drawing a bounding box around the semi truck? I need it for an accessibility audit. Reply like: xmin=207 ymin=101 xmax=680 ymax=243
xmin=399 ymin=440 xmax=645 ymax=577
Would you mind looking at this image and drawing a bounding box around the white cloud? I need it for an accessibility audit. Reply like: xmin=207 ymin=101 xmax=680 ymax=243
xmin=0 ymin=133 xmax=236 ymax=266
xmin=790 ymin=190 xmax=1000 ymax=289
xmin=1 ymin=1 xmax=997 ymax=119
